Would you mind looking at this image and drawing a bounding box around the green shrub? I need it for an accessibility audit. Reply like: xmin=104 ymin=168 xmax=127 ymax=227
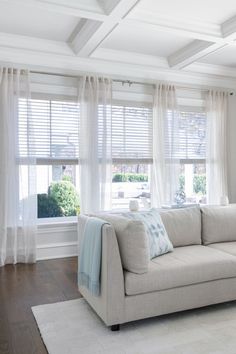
xmin=179 ymin=175 xmax=185 ymax=191
xmin=112 ymin=173 xmax=128 ymax=182
xmin=62 ymin=175 xmax=73 ymax=183
xmin=179 ymin=174 xmax=206 ymax=195
xmin=112 ymin=173 xmax=148 ymax=183
xmin=127 ymin=173 xmax=148 ymax=182
xmin=49 ymin=180 xmax=80 ymax=217
xmin=37 ymin=194 xmax=63 ymax=218
xmin=193 ymin=175 xmax=206 ymax=195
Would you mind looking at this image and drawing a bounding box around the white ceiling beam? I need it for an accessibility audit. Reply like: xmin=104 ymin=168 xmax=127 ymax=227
xmin=221 ymin=15 xmax=236 ymax=40
xmin=185 ymin=62 xmax=236 ymax=78
xmin=168 ymin=40 xmax=227 ymax=69
xmin=0 ymin=31 xmax=74 ymax=56
xmin=168 ymin=14 xmax=236 ymax=69
xmin=68 ymin=0 xmax=140 ymax=56
xmin=91 ymin=47 xmax=236 ymax=82
xmin=92 ymin=47 xmax=169 ymax=68
xmin=1 ymin=45 xmax=236 ymax=90
xmin=0 ymin=0 xmax=107 ymax=21
xmin=0 ymin=31 xmax=234 ymax=82
xmin=98 ymin=0 xmax=122 ymax=15
xmin=101 ymin=0 xmax=140 ymax=20
xmin=68 ymin=19 xmax=104 ymax=55
xmin=68 ymin=19 xmax=117 ymax=57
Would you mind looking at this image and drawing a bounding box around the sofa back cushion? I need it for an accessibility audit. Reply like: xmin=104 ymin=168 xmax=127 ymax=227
xmin=159 ymin=207 xmax=202 ymax=247
xmin=95 ymin=214 xmax=149 ymax=274
xmin=201 ymin=205 xmax=236 ymax=245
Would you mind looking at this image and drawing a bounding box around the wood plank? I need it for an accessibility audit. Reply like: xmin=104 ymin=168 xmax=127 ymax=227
xmin=0 ymin=257 xmax=80 ymax=354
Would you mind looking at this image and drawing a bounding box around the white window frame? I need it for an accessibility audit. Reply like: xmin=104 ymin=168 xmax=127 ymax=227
xmin=19 ymin=94 xmax=80 ymax=225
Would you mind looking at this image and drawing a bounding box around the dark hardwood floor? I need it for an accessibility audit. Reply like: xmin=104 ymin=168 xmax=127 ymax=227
xmin=0 ymin=257 xmax=80 ymax=354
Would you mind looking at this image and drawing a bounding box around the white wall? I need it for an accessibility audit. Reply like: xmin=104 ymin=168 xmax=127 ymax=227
xmin=36 ymin=222 xmax=78 ymax=260
xmin=228 ymin=95 xmax=236 ymax=202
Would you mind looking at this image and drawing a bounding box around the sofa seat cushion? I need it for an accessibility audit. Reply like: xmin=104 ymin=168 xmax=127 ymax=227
xmin=159 ymin=207 xmax=201 ymax=247
xmin=201 ymin=205 xmax=236 ymax=245
xmin=124 ymin=245 xmax=236 ymax=296
xmin=208 ymin=242 xmax=236 ymax=256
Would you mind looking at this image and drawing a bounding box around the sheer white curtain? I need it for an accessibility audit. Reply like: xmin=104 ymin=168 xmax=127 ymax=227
xmin=206 ymin=90 xmax=228 ymax=204
xmin=78 ymin=76 xmax=112 ymax=214
xmin=152 ymin=84 xmax=180 ymax=207
xmin=0 ymin=68 xmax=37 ymax=266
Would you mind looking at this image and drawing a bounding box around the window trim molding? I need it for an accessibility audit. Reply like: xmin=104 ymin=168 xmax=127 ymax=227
xmin=36 ymin=158 xmax=78 ymax=165
xmin=112 ymin=158 xmax=153 ymax=164
xmin=180 ymin=158 xmax=206 ymax=164
xmin=37 ymin=215 xmax=77 ymax=226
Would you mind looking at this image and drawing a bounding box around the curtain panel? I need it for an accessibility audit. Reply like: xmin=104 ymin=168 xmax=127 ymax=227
xmin=152 ymin=84 xmax=180 ymax=207
xmin=0 ymin=67 xmax=37 ymax=266
xmin=78 ymin=76 xmax=112 ymax=214
xmin=206 ymin=90 xmax=228 ymax=205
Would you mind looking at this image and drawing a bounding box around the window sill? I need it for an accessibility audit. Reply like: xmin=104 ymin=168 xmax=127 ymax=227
xmin=37 ymin=216 xmax=77 ymax=228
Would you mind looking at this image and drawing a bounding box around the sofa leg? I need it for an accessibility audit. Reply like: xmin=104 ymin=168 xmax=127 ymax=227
xmin=111 ymin=324 xmax=120 ymax=331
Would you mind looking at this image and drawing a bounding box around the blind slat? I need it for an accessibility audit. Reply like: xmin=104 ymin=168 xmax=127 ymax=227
xmin=19 ymin=99 xmax=204 ymax=164
xmin=19 ymin=99 xmax=79 ymax=159
xmin=165 ymin=110 xmax=206 ymax=160
xmin=109 ymin=104 xmax=152 ymax=160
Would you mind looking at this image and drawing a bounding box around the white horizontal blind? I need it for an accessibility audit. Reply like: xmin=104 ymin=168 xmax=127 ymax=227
xmin=19 ymin=100 xmax=152 ymax=164
xmin=19 ymin=99 xmax=79 ymax=162
xmin=111 ymin=104 xmax=153 ymax=162
xmin=166 ymin=110 xmax=206 ymax=161
xmin=19 ymin=99 xmax=204 ymax=165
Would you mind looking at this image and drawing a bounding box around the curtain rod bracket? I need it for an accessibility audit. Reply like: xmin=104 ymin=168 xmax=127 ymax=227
xmin=121 ymin=80 xmax=132 ymax=87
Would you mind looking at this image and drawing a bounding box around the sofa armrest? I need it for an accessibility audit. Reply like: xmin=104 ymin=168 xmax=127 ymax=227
xmin=78 ymin=215 xmax=125 ymax=326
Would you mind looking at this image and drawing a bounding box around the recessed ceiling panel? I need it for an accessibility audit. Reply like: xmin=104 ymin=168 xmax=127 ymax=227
xmin=0 ymin=2 xmax=79 ymax=41
xmin=200 ymin=45 xmax=236 ymax=67
xmin=101 ymin=24 xmax=192 ymax=57
xmin=131 ymin=0 xmax=236 ymax=24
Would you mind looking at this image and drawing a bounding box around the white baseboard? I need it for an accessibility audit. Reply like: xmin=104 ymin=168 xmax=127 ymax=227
xmin=37 ymin=241 xmax=78 ymax=260
xmin=36 ymin=221 xmax=78 ymax=260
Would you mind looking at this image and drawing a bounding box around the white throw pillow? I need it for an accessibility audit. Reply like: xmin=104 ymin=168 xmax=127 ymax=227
xmin=123 ymin=208 xmax=173 ymax=259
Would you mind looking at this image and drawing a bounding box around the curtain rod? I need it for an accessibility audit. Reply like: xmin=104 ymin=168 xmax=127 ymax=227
xmin=29 ymin=70 xmax=235 ymax=95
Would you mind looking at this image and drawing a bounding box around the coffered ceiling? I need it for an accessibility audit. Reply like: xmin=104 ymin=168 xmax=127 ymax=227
xmin=0 ymin=0 xmax=236 ymax=86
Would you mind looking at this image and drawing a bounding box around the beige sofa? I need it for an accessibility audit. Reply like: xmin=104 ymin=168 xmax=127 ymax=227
xmin=78 ymin=205 xmax=236 ymax=331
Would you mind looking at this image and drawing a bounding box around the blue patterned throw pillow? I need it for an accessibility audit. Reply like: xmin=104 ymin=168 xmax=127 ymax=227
xmin=123 ymin=208 xmax=173 ymax=259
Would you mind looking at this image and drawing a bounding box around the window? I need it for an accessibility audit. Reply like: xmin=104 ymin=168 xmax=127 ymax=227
xmin=175 ymin=109 xmax=206 ymax=203
xmin=111 ymin=103 xmax=152 ymax=209
xmin=19 ymin=98 xmax=153 ymax=216
xmin=18 ymin=92 xmax=205 ymax=217
xmin=19 ymin=99 xmax=80 ymax=219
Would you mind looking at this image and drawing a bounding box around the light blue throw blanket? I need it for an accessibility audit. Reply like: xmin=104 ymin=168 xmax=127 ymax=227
xmin=78 ymin=217 xmax=106 ymax=296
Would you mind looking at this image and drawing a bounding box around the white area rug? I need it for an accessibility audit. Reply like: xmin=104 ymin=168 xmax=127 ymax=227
xmin=32 ymin=298 xmax=236 ymax=354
